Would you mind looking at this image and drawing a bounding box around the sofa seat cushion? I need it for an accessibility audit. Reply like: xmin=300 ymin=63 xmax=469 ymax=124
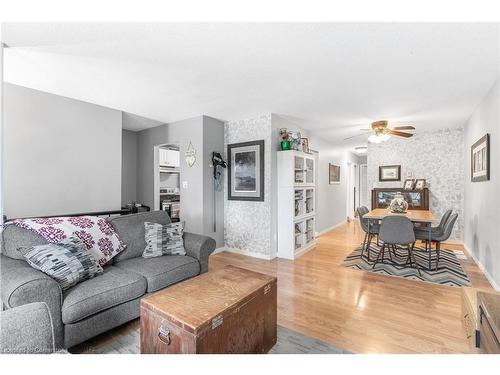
xmin=114 ymin=255 xmax=200 ymax=293
xmin=62 ymin=266 xmax=146 ymax=324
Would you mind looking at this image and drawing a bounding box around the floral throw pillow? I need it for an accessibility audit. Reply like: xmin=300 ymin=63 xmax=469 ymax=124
xmin=11 ymin=216 xmax=126 ymax=267
xmin=143 ymin=221 xmax=186 ymax=258
xmin=19 ymin=236 xmax=103 ymax=291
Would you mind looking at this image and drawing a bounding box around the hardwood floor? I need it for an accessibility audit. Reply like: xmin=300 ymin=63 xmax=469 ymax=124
xmin=209 ymin=220 xmax=493 ymax=354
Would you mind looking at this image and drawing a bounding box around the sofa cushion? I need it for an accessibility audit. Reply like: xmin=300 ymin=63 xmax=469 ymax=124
xmin=143 ymin=221 xmax=186 ymax=258
xmin=19 ymin=236 xmax=103 ymax=291
xmin=109 ymin=211 xmax=171 ymax=262
xmin=1 ymin=224 xmax=48 ymax=260
xmin=114 ymin=255 xmax=200 ymax=293
xmin=61 ymin=266 xmax=146 ymax=324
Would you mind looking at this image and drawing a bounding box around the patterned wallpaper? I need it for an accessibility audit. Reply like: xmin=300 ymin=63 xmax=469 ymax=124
xmin=224 ymin=115 xmax=273 ymax=257
xmin=367 ymin=128 xmax=464 ymax=240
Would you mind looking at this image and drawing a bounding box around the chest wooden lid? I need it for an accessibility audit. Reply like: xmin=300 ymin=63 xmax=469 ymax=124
xmin=141 ymin=265 xmax=277 ymax=334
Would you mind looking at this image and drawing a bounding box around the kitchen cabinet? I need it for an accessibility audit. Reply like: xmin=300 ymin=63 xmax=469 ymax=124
xmin=159 ymin=149 xmax=180 ymax=168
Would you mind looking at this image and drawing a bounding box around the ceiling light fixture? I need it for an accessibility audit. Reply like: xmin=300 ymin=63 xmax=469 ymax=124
xmin=368 ymin=133 xmax=390 ymax=143
xmin=354 ymin=146 xmax=367 ymax=154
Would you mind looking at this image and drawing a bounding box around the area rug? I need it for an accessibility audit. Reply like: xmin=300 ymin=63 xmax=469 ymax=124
xmin=342 ymin=243 xmax=471 ymax=287
xmin=70 ymin=320 xmax=349 ymax=354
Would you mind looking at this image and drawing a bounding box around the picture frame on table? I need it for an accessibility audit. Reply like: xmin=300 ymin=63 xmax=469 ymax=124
xmin=301 ymin=137 xmax=310 ymax=153
xmin=227 ymin=140 xmax=265 ymax=201
xmin=403 ymin=179 xmax=415 ymax=190
xmin=379 ymin=165 xmax=401 ymax=182
xmin=414 ymin=179 xmax=426 ymax=190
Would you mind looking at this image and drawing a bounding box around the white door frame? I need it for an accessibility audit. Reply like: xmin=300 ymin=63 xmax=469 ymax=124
xmin=359 ymin=164 xmax=368 ymax=209
xmin=346 ymin=162 xmax=359 ymax=221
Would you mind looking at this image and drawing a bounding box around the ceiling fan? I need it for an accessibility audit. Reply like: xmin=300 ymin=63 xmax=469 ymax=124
xmin=344 ymin=120 xmax=415 ymax=143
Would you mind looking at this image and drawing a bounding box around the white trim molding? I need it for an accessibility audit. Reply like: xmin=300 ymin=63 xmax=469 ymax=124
xmin=464 ymin=244 xmax=500 ymax=291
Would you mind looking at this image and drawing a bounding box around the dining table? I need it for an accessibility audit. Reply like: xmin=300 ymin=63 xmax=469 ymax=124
xmin=363 ymin=208 xmax=437 ymax=270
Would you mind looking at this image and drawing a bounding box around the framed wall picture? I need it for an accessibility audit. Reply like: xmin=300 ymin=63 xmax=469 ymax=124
xmin=228 ymin=140 xmax=265 ymax=201
xmin=329 ymin=163 xmax=340 ymax=184
xmin=471 ymin=134 xmax=490 ymax=182
xmin=403 ymin=179 xmax=415 ymax=190
xmin=379 ymin=165 xmax=401 ymax=182
xmin=414 ymin=179 xmax=426 ymax=190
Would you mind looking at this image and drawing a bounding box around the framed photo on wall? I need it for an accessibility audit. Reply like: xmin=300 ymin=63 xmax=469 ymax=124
xmin=379 ymin=165 xmax=401 ymax=182
xmin=228 ymin=140 xmax=265 ymax=201
xmin=329 ymin=163 xmax=340 ymax=184
xmin=471 ymin=134 xmax=490 ymax=182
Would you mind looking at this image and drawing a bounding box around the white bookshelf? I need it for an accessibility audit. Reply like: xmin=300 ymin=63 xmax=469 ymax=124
xmin=277 ymin=151 xmax=317 ymax=260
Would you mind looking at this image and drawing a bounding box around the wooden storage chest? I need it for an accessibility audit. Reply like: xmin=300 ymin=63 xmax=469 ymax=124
xmin=140 ymin=265 xmax=277 ymax=354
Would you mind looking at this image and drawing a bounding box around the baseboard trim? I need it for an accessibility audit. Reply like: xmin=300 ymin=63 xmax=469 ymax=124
xmin=463 ymin=244 xmax=500 ymax=291
xmin=213 ymin=247 xmax=275 ymax=260
xmin=316 ymin=221 xmax=346 ymax=237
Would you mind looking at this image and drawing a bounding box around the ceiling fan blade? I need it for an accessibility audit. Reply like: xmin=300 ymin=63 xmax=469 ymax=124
xmin=391 ymin=126 xmax=415 ymax=130
xmin=359 ymin=128 xmax=372 ymax=131
xmin=343 ymin=133 xmax=369 ymax=141
xmin=388 ymin=130 xmax=413 ymax=138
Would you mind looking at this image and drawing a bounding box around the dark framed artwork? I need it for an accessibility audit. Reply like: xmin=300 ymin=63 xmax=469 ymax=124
xmin=379 ymin=165 xmax=401 ymax=182
xmin=329 ymin=164 xmax=340 ymax=184
xmin=471 ymin=133 xmax=490 ymax=182
xmin=228 ymin=140 xmax=265 ymax=201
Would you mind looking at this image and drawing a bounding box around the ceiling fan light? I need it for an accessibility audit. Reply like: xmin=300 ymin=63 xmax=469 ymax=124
xmin=368 ymin=134 xmax=390 ymax=143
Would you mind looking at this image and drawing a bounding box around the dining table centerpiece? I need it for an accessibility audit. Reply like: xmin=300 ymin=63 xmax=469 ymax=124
xmin=389 ymin=192 xmax=409 ymax=213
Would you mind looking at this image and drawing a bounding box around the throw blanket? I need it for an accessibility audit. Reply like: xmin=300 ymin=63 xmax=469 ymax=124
xmin=9 ymin=216 xmax=126 ymax=266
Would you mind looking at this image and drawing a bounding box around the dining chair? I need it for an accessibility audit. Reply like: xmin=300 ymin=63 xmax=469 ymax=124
xmin=356 ymin=206 xmax=379 ymax=260
xmin=414 ymin=213 xmax=458 ymax=270
xmin=414 ymin=209 xmax=452 ymax=250
xmin=374 ymin=215 xmax=421 ymax=275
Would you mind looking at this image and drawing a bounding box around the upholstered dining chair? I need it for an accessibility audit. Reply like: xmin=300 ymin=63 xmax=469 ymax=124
xmin=374 ymin=215 xmax=421 ymax=275
xmin=414 ymin=213 xmax=458 ymax=270
xmin=414 ymin=209 xmax=452 ymax=250
xmin=357 ymin=206 xmax=379 ymax=261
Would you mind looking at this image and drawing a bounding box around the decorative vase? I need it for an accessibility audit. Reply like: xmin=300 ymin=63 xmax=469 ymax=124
xmin=280 ymin=140 xmax=291 ymax=150
xmin=389 ymin=192 xmax=409 ymax=213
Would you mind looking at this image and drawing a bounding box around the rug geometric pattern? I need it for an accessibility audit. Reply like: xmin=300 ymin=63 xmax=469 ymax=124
xmin=342 ymin=243 xmax=471 ymax=287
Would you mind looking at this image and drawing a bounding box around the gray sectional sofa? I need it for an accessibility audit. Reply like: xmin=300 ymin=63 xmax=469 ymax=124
xmin=0 ymin=211 xmax=216 ymax=350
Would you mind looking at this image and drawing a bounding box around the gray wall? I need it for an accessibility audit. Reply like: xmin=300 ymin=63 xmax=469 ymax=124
xmin=367 ymin=128 xmax=464 ymax=241
xmin=202 ymin=116 xmax=225 ymax=246
xmin=3 ymin=83 xmax=122 ymax=218
xmin=463 ymin=79 xmax=500 ymax=288
xmin=136 ymin=116 xmax=224 ymax=246
xmin=121 ymin=129 xmax=137 ymax=205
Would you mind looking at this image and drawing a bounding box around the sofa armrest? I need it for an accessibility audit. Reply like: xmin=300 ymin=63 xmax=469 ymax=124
xmin=0 ymin=255 xmax=63 ymax=349
xmin=183 ymin=232 xmax=216 ymax=274
xmin=0 ymin=302 xmax=55 ymax=353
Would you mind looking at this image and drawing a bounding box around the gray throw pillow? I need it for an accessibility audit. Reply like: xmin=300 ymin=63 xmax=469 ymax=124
xmin=143 ymin=221 xmax=186 ymax=258
xmin=19 ymin=236 xmax=103 ymax=291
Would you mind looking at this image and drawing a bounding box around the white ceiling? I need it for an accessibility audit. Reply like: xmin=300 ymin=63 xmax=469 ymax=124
xmin=3 ymin=23 xmax=499 ymax=146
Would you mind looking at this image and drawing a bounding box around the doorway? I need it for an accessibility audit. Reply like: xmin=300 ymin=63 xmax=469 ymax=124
xmin=359 ymin=164 xmax=368 ymax=209
xmin=153 ymin=144 xmax=181 ymax=222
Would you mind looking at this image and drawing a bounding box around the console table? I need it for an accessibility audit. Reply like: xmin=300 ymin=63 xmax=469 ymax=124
xmin=371 ymin=188 xmax=429 ymax=210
